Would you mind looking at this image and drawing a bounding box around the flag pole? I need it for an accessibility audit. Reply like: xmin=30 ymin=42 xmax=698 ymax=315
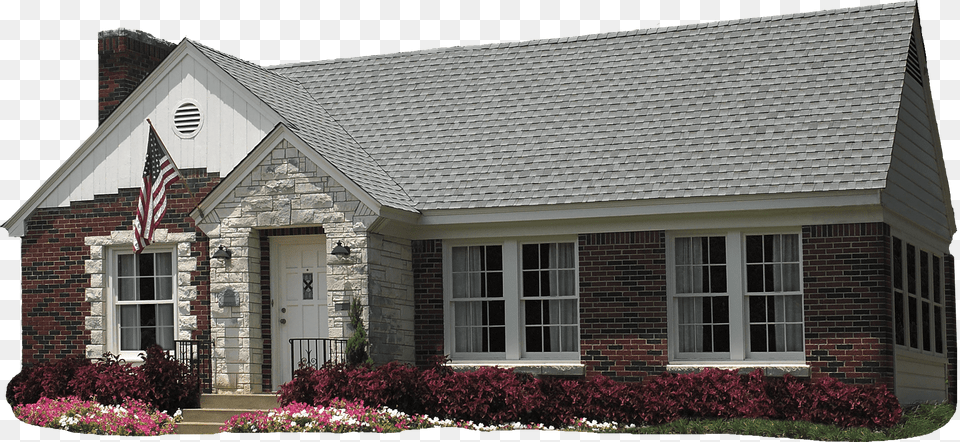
xmin=145 ymin=118 xmax=196 ymax=200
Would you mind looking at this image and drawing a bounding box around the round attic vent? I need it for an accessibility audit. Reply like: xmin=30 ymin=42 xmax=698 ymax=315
xmin=173 ymin=100 xmax=202 ymax=138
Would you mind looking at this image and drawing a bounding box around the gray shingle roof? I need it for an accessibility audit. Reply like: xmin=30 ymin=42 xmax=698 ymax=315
xmin=270 ymin=2 xmax=914 ymax=211
xmin=189 ymin=40 xmax=418 ymax=212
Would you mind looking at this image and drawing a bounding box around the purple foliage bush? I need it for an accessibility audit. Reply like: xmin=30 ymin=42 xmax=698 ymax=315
xmin=7 ymin=345 xmax=200 ymax=413
xmin=279 ymin=363 xmax=903 ymax=429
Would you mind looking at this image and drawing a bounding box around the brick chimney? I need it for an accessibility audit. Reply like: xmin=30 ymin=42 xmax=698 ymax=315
xmin=98 ymin=29 xmax=176 ymax=125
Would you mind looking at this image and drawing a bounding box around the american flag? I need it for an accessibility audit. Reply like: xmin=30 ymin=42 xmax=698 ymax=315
xmin=133 ymin=125 xmax=180 ymax=253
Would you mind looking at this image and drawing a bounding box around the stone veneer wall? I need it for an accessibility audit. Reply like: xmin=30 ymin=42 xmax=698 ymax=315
xmin=202 ymin=140 xmax=413 ymax=392
xmin=367 ymin=234 xmax=415 ymax=364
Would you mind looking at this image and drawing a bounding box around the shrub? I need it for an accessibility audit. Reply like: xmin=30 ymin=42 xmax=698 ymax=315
xmin=67 ymin=353 xmax=143 ymax=406
xmin=765 ymin=374 xmax=902 ymax=428
xmin=6 ymin=355 xmax=91 ymax=407
xmin=345 ymin=297 xmax=373 ymax=366
xmin=279 ymin=364 xmax=903 ymax=429
xmin=7 ymin=345 xmax=201 ymax=414
xmin=138 ymin=345 xmax=201 ymax=412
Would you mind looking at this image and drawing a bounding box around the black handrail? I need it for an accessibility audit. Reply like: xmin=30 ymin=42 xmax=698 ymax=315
xmin=174 ymin=339 xmax=213 ymax=394
xmin=289 ymin=338 xmax=348 ymax=374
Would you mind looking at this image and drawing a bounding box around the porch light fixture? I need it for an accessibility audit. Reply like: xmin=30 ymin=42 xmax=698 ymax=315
xmin=212 ymin=245 xmax=232 ymax=260
xmin=331 ymin=241 xmax=351 ymax=258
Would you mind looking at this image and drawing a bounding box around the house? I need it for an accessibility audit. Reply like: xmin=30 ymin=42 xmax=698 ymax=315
xmin=2 ymin=1 xmax=955 ymax=405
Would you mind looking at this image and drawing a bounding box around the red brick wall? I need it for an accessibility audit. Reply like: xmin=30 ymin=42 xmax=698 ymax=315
xmin=98 ymin=30 xmax=175 ymax=125
xmin=802 ymin=222 xmax=894 ymax=386
xmin=579 ymin=231 xmax=668 ymax=382
xmin=413 ymin=239 xmax=443 ymax=366
xmin=257 ymin=226 xmax=325 ymax=391
xmin=20 ymin=170 xmax=218 ymax=367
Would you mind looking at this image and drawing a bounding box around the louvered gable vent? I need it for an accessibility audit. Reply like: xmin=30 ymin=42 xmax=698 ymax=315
xmin=907 ymin=33 xmax=923 ymax=86
xmin=173 ymin=101 xmax=202 ymax=137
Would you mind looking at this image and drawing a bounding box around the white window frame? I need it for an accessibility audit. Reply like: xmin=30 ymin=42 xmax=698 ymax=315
xmin=667 ymin=230 xmax=805 ymax=365
xmin=106 ymin=245 xmax=179 ymax=362
xmin=443 ymin=237 xmax=580 ymax=363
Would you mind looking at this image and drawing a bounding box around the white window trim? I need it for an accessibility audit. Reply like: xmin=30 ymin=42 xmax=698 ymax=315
xmin=666 ymin=229 xmax=806 ymax=365
xmin=443 ymin=236 xmax=580 ymax=364
xmin=106 ymin=245 xmax=179 ymax=362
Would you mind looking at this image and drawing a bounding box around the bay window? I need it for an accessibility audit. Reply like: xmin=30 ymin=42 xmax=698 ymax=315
xmin=445 ymin=239 xmax=579 ymax=362
xmin=668 ymin=231 xmax=804 ymax=363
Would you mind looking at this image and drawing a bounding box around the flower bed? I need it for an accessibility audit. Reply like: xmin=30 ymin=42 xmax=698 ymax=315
xmin=279 ymin=363 xmax=903 ymax=429
xmin=220 ymin=399 xmax=639 ymax=433
xmin=13 ymin=396 xmax=180 ymax=436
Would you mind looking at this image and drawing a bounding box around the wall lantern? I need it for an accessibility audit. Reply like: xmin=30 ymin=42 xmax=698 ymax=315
xmin=212 ymin=245 xmax=232 ymax=260
xmin=331 ymin=240 xmax=351 ymax=258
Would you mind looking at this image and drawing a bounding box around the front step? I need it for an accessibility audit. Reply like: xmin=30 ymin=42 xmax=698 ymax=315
xmin=177 ymin=394 xmax=281 ymax=435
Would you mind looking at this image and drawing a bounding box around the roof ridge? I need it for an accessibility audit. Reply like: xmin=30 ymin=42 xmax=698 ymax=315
xmin=267 ymin=0 xmax=915 ymax=71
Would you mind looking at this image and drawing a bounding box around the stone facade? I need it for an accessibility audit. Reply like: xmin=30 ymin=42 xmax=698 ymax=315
xmin=199 ymin=140 xmax=414 ymax=392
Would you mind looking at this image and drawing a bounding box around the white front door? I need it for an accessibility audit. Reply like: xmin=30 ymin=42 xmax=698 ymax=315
xmin=272 ymin=236 xmax=328 ymax=390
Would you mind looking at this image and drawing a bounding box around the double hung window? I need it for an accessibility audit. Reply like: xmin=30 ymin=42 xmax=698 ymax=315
xmin=114 ymin=251 xmax=176 ymax=354
xmin=446 ymin=239 xmax=579 ymax=361
xmin=669 ymin=231 xmax=803 ymax=363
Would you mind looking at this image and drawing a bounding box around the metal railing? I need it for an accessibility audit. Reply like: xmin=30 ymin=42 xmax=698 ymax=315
xmin=174 ymin=339 xmax=213 ymax=394
xmin=289 ymin=338 xmax=348 ymax=374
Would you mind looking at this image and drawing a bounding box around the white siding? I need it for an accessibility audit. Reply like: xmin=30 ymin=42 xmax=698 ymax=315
xmin=895 ymin=351 xmax=947 ymax=404
xmin=883 ymin=70 xmax=952 ymax=241
xmin=39 ymin=52 xmax=277 ymax=209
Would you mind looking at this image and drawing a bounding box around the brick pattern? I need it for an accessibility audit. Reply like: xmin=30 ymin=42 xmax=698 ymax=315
xmin=579 ymin=231 xmax=668 ymax=382
xmin=98 ymin=31 xmax=175 ymax=125
xmin=412 ymin=239 xmax=443 ymax=366
xmin=802 ymin=222 xmax=894 ymax=386
xmin=20 ymin=170 xmax=218 ymax=366
xmin=257 ymin=226 xmax=325 ymax=392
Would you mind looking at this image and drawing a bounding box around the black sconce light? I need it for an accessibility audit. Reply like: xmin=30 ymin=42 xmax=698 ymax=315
xmin=331 ymin=240 xmax=351 ymax=258
xmin=212 ymin=245 xmax=232 ymax=260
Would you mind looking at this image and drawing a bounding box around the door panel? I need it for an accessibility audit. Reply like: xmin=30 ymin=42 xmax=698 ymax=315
xmin=273 ymin=237 xmax=327 ymax=389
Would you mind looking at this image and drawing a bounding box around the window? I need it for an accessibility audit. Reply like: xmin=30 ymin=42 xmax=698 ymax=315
xmin=445 ymin=239 xmax=579 ymax=361
xmin=669 ymin=232 xmax=803 ymax=363
xmin=892 ymin=236 xmax=945 ymax=355
xmin=115 ymin=251 xmax=176 ymax=354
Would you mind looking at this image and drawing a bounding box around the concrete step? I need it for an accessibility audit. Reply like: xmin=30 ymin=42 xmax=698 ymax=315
xmin=176 ymin=394 xmax=282 ymax=435
xmin=200 ymin=393 xmax=280 ymax=410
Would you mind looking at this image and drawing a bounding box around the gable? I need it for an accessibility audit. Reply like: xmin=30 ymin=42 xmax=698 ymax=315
xmin=190 ymin=125 xmax=387 ymax=237
xmin=882 ymin=15 xmax=956 ymax=243
xmin=4 ymin=42 xmax=282 ymax=236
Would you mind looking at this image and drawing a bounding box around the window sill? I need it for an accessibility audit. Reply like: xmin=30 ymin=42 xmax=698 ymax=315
xmin=447 ymin=361 xmax=585 ymax=377
xmin=666 ymin=363 xmax=810 ymax=377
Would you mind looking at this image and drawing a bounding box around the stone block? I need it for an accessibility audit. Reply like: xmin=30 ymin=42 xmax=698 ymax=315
xmin=85 ymin=288 xmax=103 ymax=302
xmin=84 ymin=316 xmax=102 ymax=330
xmin=242 ymin=196 xmax=275 ymax=214
xmin=89 ymin=330 xmax=104 ymax=345
xmin=84 ymin=259 xmax=102 ymax=274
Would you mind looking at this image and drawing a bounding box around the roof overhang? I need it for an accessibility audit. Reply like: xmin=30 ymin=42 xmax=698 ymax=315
xmin=377 ymin=189 xmax=887 ymax=240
